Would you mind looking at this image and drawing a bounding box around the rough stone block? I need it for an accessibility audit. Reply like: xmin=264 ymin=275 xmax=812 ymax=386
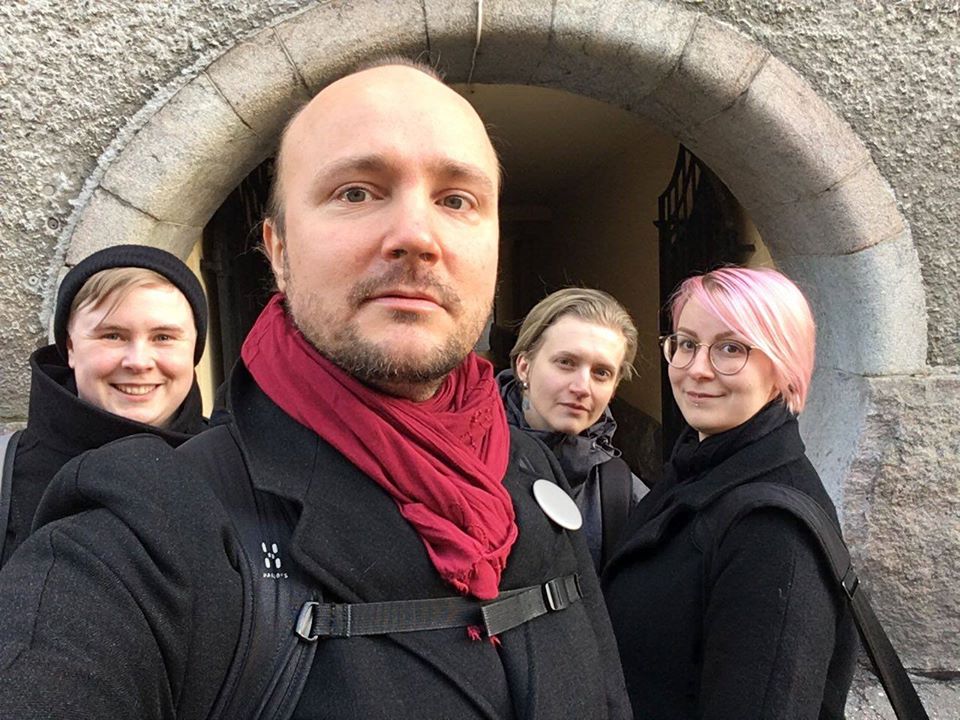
xmin=843 ymin=372 xmax=960 ymax=669
xmin=752 ymin=161 xmax=907 ymax=257
xmin=423 ymin=0 xmax=478 ymax=81
xmin=651 ymin=15 xmax=770 ymax=128
xmin=778 ymin=232 xmax=927 ymax=376
xmin=846 ymin=666 xmax=959 ymax=719
xmin=806 ymin=371 xmax=960 ymax=672
xmin=205 ymin=28 xmax=313 ymax=141
xmin=688 ymin=56 xmax=872 ymax=207
xmin=275 ymin=0 xmax=428 ymax=94
xmin=799 ymin=368 xmax=870 ymax=512
xmin=0 ymin=348 xmax=32 ymax=420
xmin=100 ymin=74 xmax=265 ymax=227
xmin=533 ymin=0 xmax=696 ymax=110
xmin=67 ymin=189 xmax=202 ymax=264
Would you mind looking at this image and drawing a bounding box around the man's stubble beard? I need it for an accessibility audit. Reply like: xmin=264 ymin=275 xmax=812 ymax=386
xmin=282 ymin=255 xmax=491 ymax=398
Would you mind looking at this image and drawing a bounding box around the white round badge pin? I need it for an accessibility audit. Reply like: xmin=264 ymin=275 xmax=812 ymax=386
xmin=532 ymin=479 xmax=583 ymax=531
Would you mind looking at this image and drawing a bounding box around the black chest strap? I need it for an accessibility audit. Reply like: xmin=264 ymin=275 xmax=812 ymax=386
xmin=599 ymin=457 xmax=633 ymax=567
xmin=295 ymin=573 xmax=583 ymax=641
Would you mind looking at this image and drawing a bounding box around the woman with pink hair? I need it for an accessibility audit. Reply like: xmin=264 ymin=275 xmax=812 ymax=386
xmin=602 ymin=267 xmax=858 ymax=719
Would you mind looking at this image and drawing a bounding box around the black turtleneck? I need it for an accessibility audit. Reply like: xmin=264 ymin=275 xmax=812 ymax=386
xmin=2 ymin=344 xmax=206 ymax=566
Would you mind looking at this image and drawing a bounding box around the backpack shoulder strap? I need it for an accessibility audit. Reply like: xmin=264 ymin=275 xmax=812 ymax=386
xmin=599 ymin=457 xmax=633 ymax=567
xmin=710 ymin=482 xmax=929 ymax=720
xmin=0 ymin=431 xmax=23 ymax=562
xmin=197 ymin=424 xmax=318 ymax=720
xmin=198 ymin=421 xmax=594 ymax=719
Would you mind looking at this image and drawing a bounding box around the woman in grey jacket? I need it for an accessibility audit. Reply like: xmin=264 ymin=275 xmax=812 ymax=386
xmin=497 ymin=288 xmax=647 ymax=571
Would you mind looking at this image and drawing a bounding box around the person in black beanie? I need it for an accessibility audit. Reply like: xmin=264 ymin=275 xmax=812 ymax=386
xmin=0 ymin=244 xmax=208 ymax=566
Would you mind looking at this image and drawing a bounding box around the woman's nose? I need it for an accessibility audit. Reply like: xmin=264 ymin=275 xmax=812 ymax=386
xmin=687 ymin=345 xmax=715 ymax=379
xmin=569 ymin=369 xmax=591 ymax=396
xmin=121 ymin=341 xmax=155 ymax=371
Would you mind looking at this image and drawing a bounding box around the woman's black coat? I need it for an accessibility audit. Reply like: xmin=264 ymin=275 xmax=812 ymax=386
xmin=1 ymin=344 xmax=205 ymax=565
xmin=602 ymin=403 xmax=858 ymax=720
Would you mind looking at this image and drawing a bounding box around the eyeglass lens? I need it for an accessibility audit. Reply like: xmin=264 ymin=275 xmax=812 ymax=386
xmin=662 ymin=334 xmax=750 ymax=375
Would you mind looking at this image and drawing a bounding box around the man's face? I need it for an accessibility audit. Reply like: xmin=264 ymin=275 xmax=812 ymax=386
xmin=264 ymin=66 xmax=500 ymax=400
xmin=67 ymin=284 xmax=197 ymax=428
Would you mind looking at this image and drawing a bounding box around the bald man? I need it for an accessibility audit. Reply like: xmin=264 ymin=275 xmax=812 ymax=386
xmin=0 ymin=60 xmax=631 ymax=719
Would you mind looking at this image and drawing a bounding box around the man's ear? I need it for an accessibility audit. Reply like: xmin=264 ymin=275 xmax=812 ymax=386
xmin=66 ymin=335 xmax=75 ymax=369
xmin=262 ymin=219 xmax=287 ymax=293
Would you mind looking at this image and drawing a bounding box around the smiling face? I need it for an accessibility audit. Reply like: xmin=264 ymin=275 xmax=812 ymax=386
xmin=67 ymin=284 xmax=197 ymax=428
xmin=263 ymin=65 xmax=500 ymax=401
xmin=515 ymin=315 xmax=627 ymax=436
xmin=668 ymin=296 xmax=779 ymax=440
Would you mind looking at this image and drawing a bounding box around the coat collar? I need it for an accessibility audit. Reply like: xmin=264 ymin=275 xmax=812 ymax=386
xmin=24 ymin=344 xmax=204 ymax=454
xmin=226 ymin=361 xmax=569 ymax=598
xmin=605 ymin=412 xmax=806 ymax=570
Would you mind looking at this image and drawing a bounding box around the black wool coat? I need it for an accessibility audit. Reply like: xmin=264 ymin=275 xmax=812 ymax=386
xmin=1 ymin=344 xmax=205 ymax=566
xmin=0 ymin=362 xmax=631 ymax=720
xmin=602 ymin=403 xmax=858 ymax=720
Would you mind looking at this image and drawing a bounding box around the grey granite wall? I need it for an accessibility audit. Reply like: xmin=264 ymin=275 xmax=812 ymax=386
xmin=0 ymin=1 xmax=304 ymax=415
xmin=681 ymin=1 xmax=959 ymax=367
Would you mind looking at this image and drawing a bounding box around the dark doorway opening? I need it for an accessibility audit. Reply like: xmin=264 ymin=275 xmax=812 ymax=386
xmin=201 ymin=161 xmax=276 ymax=384
xmin=655 ymin=146 xmax=757 ymax=459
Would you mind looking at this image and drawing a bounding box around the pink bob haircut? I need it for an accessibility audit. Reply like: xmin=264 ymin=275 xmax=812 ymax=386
xmin=669 ymin=267 xmax=816 ymax=414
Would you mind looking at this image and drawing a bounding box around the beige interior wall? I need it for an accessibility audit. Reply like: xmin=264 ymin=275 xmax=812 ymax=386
xmin=739 ymin=210 xmax=774 ymax=269
xmin=545 ymin=133 xmax=679 ymax=422
xmin=185 ymin=243 xmax=215 ymax=416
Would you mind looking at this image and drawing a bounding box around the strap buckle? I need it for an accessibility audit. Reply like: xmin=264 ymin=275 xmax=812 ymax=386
xmin=841 ymin=566 xmax=860 ymax=599
xmin=296 ymin=601 xmax=321 ymax=642
xmin=542 ymin=574 xmax=582 ymax=612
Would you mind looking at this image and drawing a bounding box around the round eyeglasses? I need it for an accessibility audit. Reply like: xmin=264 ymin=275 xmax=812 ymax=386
xmin=659 ymin=333 xmax=756 ymax=376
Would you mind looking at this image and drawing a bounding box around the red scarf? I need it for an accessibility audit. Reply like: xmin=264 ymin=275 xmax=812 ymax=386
xmin=241 ymin=294 xmax=516 ymax=599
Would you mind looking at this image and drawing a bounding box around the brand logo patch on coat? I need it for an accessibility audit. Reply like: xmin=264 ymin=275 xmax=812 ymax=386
xmin=261 ymin=541 xmax=289 ymax=579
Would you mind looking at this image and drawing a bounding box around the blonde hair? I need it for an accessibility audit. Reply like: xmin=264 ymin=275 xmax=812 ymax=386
xmin=69 ymin=267 xmax=176 ymax=329
xmin=510 ymin=288 xmax=638 ymax=382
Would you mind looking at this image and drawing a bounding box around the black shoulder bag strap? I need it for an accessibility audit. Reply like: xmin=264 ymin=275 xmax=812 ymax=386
xmin=199 ymin=424 xmax=319 ymax=720
xmin=712 ymin=482 xmax=929 ymax=720
xmin=599 ymin=457 xmax=633 ymax=567
xmin=0 ymin=431 xmax=23 ymax=561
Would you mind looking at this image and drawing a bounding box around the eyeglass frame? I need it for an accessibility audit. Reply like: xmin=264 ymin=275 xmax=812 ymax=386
xmin=658 ymin=332 xmax=759 ymax=376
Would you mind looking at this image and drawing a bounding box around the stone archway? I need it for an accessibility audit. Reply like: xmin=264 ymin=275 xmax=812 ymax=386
xmin=60 ymin=0 xmax=925 ymax=512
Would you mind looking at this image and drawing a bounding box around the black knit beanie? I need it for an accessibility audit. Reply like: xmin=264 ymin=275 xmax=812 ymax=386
xmin=54 ymin=245 xmax=208 ymax=365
